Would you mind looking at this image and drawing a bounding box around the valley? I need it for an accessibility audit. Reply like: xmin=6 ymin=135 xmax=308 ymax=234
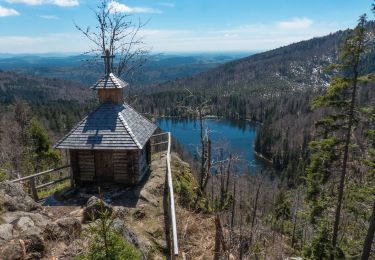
xmin=1 ymin=2 xmax=375 ymax=258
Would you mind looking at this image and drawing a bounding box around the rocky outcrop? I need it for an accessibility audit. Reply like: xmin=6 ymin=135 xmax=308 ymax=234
xmin=0 ymin=181 xmax=40 ymax=212
xmin=44 ymin=217 xmax=82 ymax=241
xmin=1 ymin=233 xmax=45 ymax=260
xmin=83 ymin=196 xmax=113 ymax=222
xmin=0 ymin=181 xmax=81 ymax=259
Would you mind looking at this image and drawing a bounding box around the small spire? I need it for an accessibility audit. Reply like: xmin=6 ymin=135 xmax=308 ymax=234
xmin=101 ymin=49 xmax=115 ymax=75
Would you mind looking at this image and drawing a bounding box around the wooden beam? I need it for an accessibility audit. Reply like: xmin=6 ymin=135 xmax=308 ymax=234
xmin=36 ymin=176 xmax=70 ymax=189
xmin=11 ymin=165 xmax=70 ymax=183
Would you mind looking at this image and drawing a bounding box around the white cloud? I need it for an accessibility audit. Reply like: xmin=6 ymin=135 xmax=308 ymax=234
xmin=5 ymin=0 xmax=79 ymax=7
xmin=276 ymin=17 xmax=313 ymax=30
xmin=0 ymin=18 xmax=350 ymax=53
xmin=0 ymin=33 xmax=89 ymax=53
xmin=0 ymin=5 xmax=19 ymax=16
xmin=138 ymin=19 xmax=345 ymax=52
xmin=108 ymin=1 xmax=161 ymax=14
xmin=158 ymin=2 xmax=174 ymax=8
xmin=40 ymin=15 xmax=59 ymax=19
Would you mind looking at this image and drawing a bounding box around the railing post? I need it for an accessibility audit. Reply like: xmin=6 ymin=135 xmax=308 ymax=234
xmin=29 ymin=177 xmax=39 ymax=201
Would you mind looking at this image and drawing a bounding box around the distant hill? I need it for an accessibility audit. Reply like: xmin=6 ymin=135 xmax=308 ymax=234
xmin=0 ymin=53 xmax=251 ymax=87
xmin=148 ymin=32 xmax=347 ymax=96
xmin=147 ymin=22 xmax=373 ymax=97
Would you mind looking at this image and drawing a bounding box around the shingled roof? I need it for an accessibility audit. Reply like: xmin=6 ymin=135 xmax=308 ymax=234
xmin=54 ymin=102 xmax=157 ymax=150
xmin=91 ymin=73 xmax=128 ymax=89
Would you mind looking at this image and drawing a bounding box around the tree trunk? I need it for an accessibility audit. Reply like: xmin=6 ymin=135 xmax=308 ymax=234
xmin=214 ymin=215 xmax=222 ymax=260
xmin=225 ymin=155 xmax=232 ymax=200
xmin=250 ymin=181 xmax=261 ymax=244
xmin=331 ymin=67 xmax=359 ymax=258
xmin=199 ymin=109 xmax=205 ymax=191
xmin=361 ymin=200 xmax=375 ymax=260
xmin=214 ymin=214 xmax=227 ymax=259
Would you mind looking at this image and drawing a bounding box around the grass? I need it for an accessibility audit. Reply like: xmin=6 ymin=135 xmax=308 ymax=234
xmin=171 ymin=154 xmax=210 ymax=212
xmin=37 ymin=179 xmax=71 ymax=199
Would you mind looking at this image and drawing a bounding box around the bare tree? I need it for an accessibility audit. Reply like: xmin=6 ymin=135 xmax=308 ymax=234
xmin=75 ymin=0 xmax=149 ymax=80
xmin=177 ymin=89 xmax=212 ymax=193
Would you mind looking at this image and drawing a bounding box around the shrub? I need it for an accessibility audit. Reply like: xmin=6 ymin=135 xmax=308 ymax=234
xmin=76 ymin=205 xmax=142 ymax=260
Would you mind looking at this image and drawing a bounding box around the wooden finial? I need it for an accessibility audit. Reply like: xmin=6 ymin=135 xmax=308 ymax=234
xmin=101 ymin=49 xmax=115 ymax=75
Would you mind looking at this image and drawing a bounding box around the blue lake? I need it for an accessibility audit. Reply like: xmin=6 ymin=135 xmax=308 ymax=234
xmin=157 ymin=118 xmax=268 ymax=173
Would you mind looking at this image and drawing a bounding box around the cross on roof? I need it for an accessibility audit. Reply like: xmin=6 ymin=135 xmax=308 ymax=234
xmin=102 ymin=49 xmax=115 ymax=75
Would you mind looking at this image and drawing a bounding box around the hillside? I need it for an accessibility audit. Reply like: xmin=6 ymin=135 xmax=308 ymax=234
xmin=148 ymin=31 xmax=345 ymax=96
xmin=0 ymin=70 xmax=93 ymax=104
xmin=134 ymin=22 xmax=375 ymax=180
xmin=136 ymin=29 xmax=356 ymax=120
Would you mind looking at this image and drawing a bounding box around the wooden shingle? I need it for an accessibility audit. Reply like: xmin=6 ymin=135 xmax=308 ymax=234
xmin=54 ymin=102 xmax=157 ymax=150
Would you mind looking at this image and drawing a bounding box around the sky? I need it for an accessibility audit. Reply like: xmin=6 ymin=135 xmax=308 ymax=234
xmin=0 ymin=0 xmax=373 ymax=54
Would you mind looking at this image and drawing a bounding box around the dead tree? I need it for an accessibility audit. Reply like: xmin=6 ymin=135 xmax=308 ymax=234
xmin=75 ymin=0 xmax=149 ymax=80
xmin=249 ymin=174 xmax=262 ymax=245
xmin=214 ymin=214 xmax=227 ymax=260
xmin=178 ymin=89 xmax=212 ymax=193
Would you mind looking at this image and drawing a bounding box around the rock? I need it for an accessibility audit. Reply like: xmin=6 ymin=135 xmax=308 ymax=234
xmin=44 ymin=217 xmax=81 ymax=241
xmin=132 ymin=208 xmax=146 ymax=220
xmin=0 ymin=181 xmax=40 ymax=212
xmin=112 ymin=219 xmax=144 ymax=252
xmin=0 ymin=234 xmax=45 ymax=260
xmin=140 ymin=189 xmax=159 ymax=207
xmin=112 ymin=206 xmax=129 ymax=218
xmin=0 ymin=240 xmax=23 ymax=260
xmin=14 ymin=216 xmax=35 ymax=233
xmin=44 ymin=223 xmax=64 ymax=241
xmin=122 ymin=226 xmax=144 ymax=251
xmin=24 ymin=233 xmax=45 ymax=255
xmin=57 ymin=217 xmax=81 ymax=238
xmin=69 ymin=208 xmax=84 ymax=222
xmin=83 ymin=196 xmax=112 ymax=221
xmin=0 ymin=223 xmax=14 ymax=243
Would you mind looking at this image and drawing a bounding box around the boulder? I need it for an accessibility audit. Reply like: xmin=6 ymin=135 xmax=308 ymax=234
xmin=44 ymin=223 xmax=64 ymax=241
xmin=83 ymin=196 xmax=112 ymax=221
xmin=44 ymin=217 xmax=81 ymax=241
xmin=0 ymin=181 xmax=40 ymax=212
xmin=0 ymin=240 xmax=23 ymax=260
xmin=14 ymin=216 xmax=35 ymax=233
xmin=2 ymin=211 xmax=51 ymax=238
xmin=112 ymin=218 xmax=145 ymax=252
xmin=0 ymin=234 xmax=45 ymax=260
xmin=57 ymin=217 xmax=81 ymax=238
xmin=24 ymin=233 xmax=45 ymax=255
xmin=112 ymin=206 xmax=129 ymax=218
xmin=0 ymin=223 xmax=14 ymax=243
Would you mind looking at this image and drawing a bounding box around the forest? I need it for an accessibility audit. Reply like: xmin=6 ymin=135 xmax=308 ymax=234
xmin=0 ymin=2 xmax=375 ymax=259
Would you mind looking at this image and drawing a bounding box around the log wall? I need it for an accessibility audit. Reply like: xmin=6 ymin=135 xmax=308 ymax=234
xmin=69 ymin=147 xmax=151 ymax=185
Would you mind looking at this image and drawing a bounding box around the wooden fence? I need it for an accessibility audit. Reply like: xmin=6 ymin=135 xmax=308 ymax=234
xmin=11 ymin=165 xmax=71 ymax=201
xmin=151 ymin=132 xmax=179 ymax=258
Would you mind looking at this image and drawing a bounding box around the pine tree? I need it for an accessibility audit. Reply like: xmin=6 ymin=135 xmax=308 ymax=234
xmin=27 ymin=117 xmax=61 ymax=172
xmin=307 ymin=14 xmax=368 ymax=258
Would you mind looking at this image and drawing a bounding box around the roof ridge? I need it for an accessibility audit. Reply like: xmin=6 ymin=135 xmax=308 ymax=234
xmin=110 ymin=74 xmax=121 ymax=88
xmin=123 ymin=101 xmax=156 ymax=126
xmin=116 ymin=105 xmax=142 ymax=149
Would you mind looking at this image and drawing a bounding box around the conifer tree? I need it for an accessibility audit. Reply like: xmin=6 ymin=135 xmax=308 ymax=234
xmin=307 ymin=14 xmax=368 ymax=258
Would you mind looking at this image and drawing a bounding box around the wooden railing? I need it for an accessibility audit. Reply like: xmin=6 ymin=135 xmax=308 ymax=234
xmin=11 ymin=165 xmax=71 ymax=201
xmin=151 ymin=132 xmax=179 ymax=258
